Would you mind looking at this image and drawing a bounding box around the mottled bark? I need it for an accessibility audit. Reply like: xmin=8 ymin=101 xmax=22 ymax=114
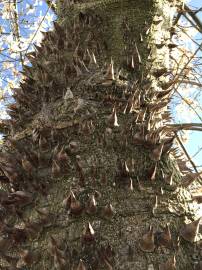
xmin=0 ymin=0 xmax=201 ymax=270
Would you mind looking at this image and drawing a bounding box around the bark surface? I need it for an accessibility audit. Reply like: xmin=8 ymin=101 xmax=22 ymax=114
xmin=0 ymin=0 xmax=201 ymax=270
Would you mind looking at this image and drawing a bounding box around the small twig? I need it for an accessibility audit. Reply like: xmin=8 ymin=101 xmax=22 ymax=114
xmin=175 ymin=89 xmax=202 ymax=122
xmin=175 ymin=132 xmax=202 ymax=183
xmin=182 ymin=13 xmax=201 ymax=33
xmin=184 ymin=4 xmax=202 ymax=33
xmin=179 ymin=25 xmax=202 ymax=52
xmin=164 ymin=124 xmax=202 ymax=132
xmin=43 ymin=0 xmax=56 ymax=14
xmin=24 ymin=3 xmax=53 ymax=57
xmin=172 ymin=44 xmax=202 ymax=95
xmin=179 ymin=80 xmax=202 ymax=88
xmin=10 ymin=0 xmax=24 ymax=65
xmin=192 ymin=147 xmax=202 ymax=159
xmin=195 ymin=7 xmax=202 ymax=15
xmin=173 ymin=11 xmax=182 ymax=26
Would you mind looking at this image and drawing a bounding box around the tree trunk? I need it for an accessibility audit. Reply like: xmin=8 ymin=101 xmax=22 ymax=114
xmin=0 ymin=0 xmax=201 ymax=269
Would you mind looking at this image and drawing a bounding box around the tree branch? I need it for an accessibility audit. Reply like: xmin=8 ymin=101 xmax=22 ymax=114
xmin=184 ymin=4 xmax=202 ymax=33
xmin=182 ymin=13 xmax=201 ymax=33
xmin=11 ymin=0 xmax=24 ymax=66
xmin=165 ymin=123 xmax=202 ymax=132
xmin=192 ymin=147 xmax=202 ymax=159
xmin=172 ymin=44 xmax=202 ymax=95
xmin=175 ymin=89 xmax=202 ymax=122
xmin=24 ymin=3 xmax=53 ymax=57
xmin=175 ymin=131 xmax=202 ymax=183
xmin=43 ymin=0 xmax=56 ymax=14
xmin=173 ymin=11 xmax=182 ymax=26
xmin=180 ymin=80 xmax=202 ymax=88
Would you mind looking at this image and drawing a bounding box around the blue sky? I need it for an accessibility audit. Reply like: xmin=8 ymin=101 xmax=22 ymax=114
xmin=180 ymin=0 xmax=202 ymax=168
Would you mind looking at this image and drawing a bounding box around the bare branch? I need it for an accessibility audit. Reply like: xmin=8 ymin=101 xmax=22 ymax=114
xmin=179 ymin=25 xmax=202 ymax=51
xmin=184 ymin=4 xmax=202 ymax=33
xmin=24 ymin=3 xmax=53 ymax=57
xmin=172 ymin=44 xmax=202 ymax=96
xmin=175 ymin=132 xmax=202 ymax=183
xmin=11 ymin=0 xmax=24 ymax=65
xmin=180 ymin=80 xmax=202 ymax=88
xmin=43 ymin=0 xmax=56 ymax=14
xmin=175 ymin=89 xmax=202 ymax=122
xmin=173 ymin=11 xmax=182 ymax=26
xmin=192 ymin=147 xmax=202 ymax=159
xmin=182 ymin=13 xmax=201 ymax=33
xmin=166 ymin=123 xmax=202 ymax=132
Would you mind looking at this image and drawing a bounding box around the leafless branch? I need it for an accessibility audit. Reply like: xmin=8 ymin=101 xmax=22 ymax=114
xmin=179 ymin=25 xmax=202 ymax=50
xmin=171 ymin=44 xmax=202 ymax=115
xmin=43 ymin=0 xmax=56 ymax=14
xmin=24 ymin=3 xmax=53 ymax=57
xmin=173 ymin=11 xmax=182 ymax=26
xmin=166 ymin=123 xmax=202 ymax=132
xmin=182 ymin=13 xmax=201 ymax=33
xmin=175 ymin=132 xmax=202 ymax=183
xmin=184 ymin=4 xmax=202 ymax=33
xmin=175 ymin=89 xmax=202 ymax=122
xmin=10 ymin=0 xmax=24 ymax=65
xmin=192 ymin=147 xmax=202 ymax=159
xmin=180 ymin=80 xmax=202 ymax=88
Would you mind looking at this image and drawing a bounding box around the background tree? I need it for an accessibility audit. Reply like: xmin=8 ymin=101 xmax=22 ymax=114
xmin=0 ymin=0 xmax=202 ymax=269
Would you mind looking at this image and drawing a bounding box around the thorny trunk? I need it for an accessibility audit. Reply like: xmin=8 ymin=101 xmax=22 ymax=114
xmin=0 ymin=0 xmax=202 ymax=269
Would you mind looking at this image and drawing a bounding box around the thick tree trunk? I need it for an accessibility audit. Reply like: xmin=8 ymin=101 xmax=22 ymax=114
xmin=0 ymin=0 xmax=201 ymax=269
